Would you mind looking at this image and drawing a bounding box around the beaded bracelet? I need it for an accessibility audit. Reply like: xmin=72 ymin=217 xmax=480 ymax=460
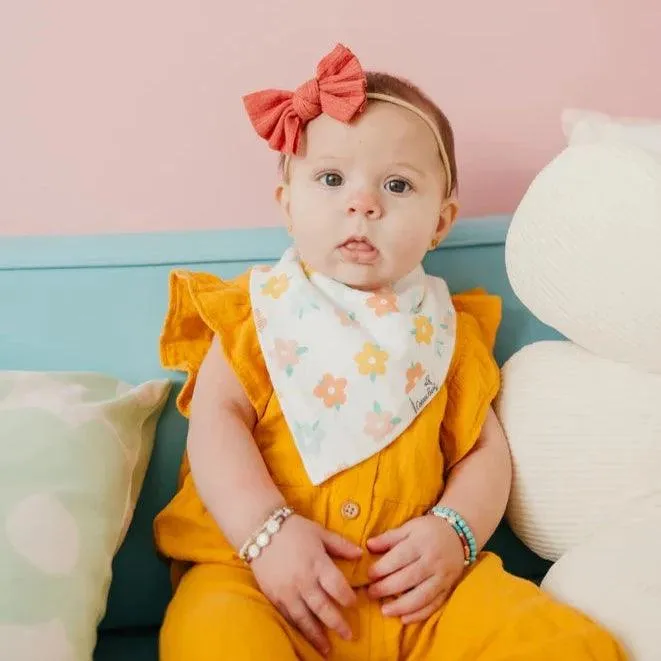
xmin=428 ymin=505 xmax=478 ymax=566
xmin=238 ymin=505 xmax=294 ymax=564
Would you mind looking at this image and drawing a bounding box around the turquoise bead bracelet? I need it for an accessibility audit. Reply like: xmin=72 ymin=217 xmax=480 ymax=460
xmin=428 ymin=505 xmax=478 ymax=566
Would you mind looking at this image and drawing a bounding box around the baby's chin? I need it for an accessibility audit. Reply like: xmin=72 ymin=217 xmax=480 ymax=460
xmin=325 ymin=262 xmax=394 ymax=292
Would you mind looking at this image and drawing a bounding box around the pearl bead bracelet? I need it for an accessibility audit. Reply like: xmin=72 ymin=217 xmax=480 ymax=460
xmin=238 ymin=505 xmax=294 ymax=564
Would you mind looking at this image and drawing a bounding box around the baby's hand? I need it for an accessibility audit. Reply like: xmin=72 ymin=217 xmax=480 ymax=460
xmin=366 ymin=515 xmax=466 ymax=624
xmin=250 ymin=514 xmax=362 ymax=657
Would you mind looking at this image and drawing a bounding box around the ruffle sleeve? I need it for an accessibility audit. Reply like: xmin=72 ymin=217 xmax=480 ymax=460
xmin=440 ymin=289 xmax=502 ymax=470
xmin=159 ymin=269 xmax=272 ymax=420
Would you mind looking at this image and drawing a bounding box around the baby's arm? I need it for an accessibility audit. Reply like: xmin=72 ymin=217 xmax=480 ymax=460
xmin=187 ymin=336 xmax=285 ymax=548
xmin=367 ymin=408 xmax=511 ymax=622
xmin=186 ymin=337 xmax=361 ymax=656
xmin=436 ymin=406 xmax=512 ymax=550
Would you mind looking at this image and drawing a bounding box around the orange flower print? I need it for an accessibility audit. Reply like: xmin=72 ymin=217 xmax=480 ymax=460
xmin=313 ymin=374 xmax=348 ymax=410
xmin=412 ymin=315 xmax=434 ymax=344
xmin=364 ymin=402 xmax=401 ymax=441
xmin=354 ymin=343 xmax=389 ymax=382
xmin=335 ymin=307 xmax=359 ymax=328
xmin=261 ymin=274 xmax=290 ymax=299
xmin=405 ymin=362 xmax=425 ymax=394
xmin=366 ymin=290 xmax=399 ymax=317
xmin=271 ymin=338 xmax=308 ymax=376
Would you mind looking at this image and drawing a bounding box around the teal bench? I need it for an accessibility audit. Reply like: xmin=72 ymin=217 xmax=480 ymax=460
xmin=0 ymin=215 xmax=559 ymax=660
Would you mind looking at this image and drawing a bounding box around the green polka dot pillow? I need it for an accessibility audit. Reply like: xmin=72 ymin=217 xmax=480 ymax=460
xmin=0 ymin=371 xmax=170 ymax=661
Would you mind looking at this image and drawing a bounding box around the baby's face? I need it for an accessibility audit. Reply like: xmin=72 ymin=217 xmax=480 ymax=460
xmin=277 ymin=101 xmax=457 ymax=290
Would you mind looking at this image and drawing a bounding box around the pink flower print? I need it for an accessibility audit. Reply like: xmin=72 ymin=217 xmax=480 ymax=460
xmin=335 ymin=307 xmax=359 ymax=328
xmin=254 ymin=309 xmax=267 ymax=333
xmin=364 ymin=402 xmax=402 ymax=441
xmin=271 ymin=339 xmax=308 ymax=376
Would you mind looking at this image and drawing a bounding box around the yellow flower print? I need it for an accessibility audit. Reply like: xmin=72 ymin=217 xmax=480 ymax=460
xmin=301 ymin=262 xmax=315 ymax=279
xmin=261 ymin=274 xmax=290 ymax=299
xmin=354 ymin=343 xmax=389 ymax=382
xmin=412 ymin=315 xmax=434 ymax=344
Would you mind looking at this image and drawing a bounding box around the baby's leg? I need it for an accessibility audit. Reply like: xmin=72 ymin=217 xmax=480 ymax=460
xmin=159 ymin=563 xmax=323 ymax=661
xmin=401 ymin=552 xmax=627 ymax=661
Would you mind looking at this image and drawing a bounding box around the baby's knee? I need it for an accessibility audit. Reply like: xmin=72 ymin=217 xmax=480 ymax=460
xmin=160 ymin=586 xmax=294 ymax=660
xmin=490 ymin=599 xmax=627 ymax=660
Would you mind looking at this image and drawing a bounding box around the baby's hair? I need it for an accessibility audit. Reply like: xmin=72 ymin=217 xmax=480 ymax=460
xmin=278 ymin=71 xmax=458 ymax=194
xmin=366 ymin=72 xmax=458 ymax=194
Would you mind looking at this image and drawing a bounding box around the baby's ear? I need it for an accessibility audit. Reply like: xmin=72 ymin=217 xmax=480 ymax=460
xmin=436 ymin=195 xmax=459 ymax=237
xmin=275 ymin=183 xmax=291 ymax=219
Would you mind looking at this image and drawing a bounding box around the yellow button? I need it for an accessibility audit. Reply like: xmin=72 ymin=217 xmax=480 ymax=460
xmin=341 ymin=500 xmax=361 ymax=520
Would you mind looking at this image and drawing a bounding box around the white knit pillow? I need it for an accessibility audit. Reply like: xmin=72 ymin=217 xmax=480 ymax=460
xmin=542 ymin=494 xmax=661 ymax=660
xmin=505 ymin=143 xmax=661 ymax=372
xmin=562 ymin=108 xmax=661 ymax=154
xmin=495 ymin=340 xmax=661 ymax=561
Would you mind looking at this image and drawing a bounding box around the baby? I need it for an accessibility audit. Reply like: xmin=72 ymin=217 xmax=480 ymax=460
xmin=154 ymin=45 xmax=625 ymax=660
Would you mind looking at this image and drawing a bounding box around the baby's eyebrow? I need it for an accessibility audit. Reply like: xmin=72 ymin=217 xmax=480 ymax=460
xmin=311 ymin=155 xmax=348 ymax=163
xmin=391 ymin=162 xmax=427 ymax=178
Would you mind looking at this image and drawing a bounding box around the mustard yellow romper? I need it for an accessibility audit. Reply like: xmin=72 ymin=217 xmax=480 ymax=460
xmin=154 ymin=270 xmax=626 ymax=661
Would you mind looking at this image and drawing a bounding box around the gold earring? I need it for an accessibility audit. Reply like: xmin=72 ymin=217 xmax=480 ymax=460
xmin=429 ymin=237 xmax=439 ymax=250
xmin=287 ymin=223 xmax=293 ymax=234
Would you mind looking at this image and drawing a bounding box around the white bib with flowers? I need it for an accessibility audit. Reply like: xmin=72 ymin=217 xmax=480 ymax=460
xmin=250 ymin=248 xmax=456 ymax=485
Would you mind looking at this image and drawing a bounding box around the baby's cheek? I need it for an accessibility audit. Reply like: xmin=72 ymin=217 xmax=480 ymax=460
xmin=291 ymin=229 xmax=334 ymax=272
xmin=393 ymin=224 xmax=429 ymax=253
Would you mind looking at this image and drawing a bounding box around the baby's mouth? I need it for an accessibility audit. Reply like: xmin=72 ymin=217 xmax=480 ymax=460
xmin=338 ymin=237 xmax=380 ymax=265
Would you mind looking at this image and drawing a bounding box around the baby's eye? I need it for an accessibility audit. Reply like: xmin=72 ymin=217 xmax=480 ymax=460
xmin=320 ymin=172 xmax=344 ymax=187
xmin=385 ymin=179 xmax=412 ymax=194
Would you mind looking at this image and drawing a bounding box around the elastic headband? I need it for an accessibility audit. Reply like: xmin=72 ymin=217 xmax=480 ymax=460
xmin=243 ymin=44 xmax=453 ymax=196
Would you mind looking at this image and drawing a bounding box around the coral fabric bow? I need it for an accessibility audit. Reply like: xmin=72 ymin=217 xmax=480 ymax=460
xmin=243 ymin=44 xmax=367 ymax=155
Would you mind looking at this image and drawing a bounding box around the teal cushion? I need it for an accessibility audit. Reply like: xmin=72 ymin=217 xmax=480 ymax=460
xmin=94 ymin=629 xmax=158 ymax=661
xmin=101 ymin=398 xmax=188 ymax=630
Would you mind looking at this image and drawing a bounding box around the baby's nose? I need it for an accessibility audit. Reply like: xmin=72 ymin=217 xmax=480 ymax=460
xmin=347 ymin=190 xmax=383 ymax=219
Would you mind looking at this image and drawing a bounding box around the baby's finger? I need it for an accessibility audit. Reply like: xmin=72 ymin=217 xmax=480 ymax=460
xmin=318 ymin=559 xmax=357 ymax=608
xmin=400 ymin=590 xmax=448 ymax=624
xmin=366 ymin=525 xmax=408 ymax=553
xmin=382 ymin=575 xmax=440 ymax=618
xmin=368 ymin=561 xmax=428 ymax=600
xmin=321 ymin=528 xmax=363 ymax=560
xmin=288 ymin=598 xmax=330 ymax=656
xmin=368 ymin=539 xmax=419 ymax=580
xmin=304 ymin=584 xmax=353 ymax=641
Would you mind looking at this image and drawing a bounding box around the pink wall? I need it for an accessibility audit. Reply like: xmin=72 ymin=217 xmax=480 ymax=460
xmin=1 ymin=1 xmax=660 ymax=236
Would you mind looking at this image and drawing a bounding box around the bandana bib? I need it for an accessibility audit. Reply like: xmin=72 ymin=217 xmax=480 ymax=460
xmin=250 ymin=248 xmax=456 ymax=485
